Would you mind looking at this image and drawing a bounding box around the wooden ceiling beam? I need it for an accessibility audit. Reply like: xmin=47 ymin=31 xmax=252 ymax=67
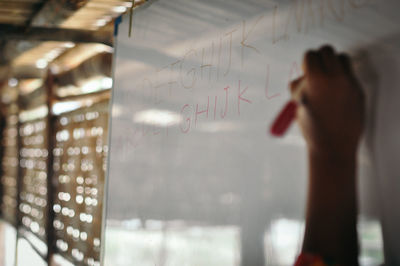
xmin=0 ymin=2 xmax=41 ymax=10
xmin=0 ymin=25 xmax=112 ymax=47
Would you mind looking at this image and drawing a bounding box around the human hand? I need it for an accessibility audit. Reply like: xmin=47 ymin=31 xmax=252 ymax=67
xmin=291 ymin=46 xmax=364 ymax=158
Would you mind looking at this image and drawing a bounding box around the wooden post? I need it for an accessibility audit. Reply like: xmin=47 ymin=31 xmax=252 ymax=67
xmin=15 ymin=82 xmax=23 ymax=266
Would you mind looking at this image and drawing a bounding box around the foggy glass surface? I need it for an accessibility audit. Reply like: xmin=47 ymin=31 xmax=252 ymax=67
xmin=105 ymin=0 xmax=400 ymax=265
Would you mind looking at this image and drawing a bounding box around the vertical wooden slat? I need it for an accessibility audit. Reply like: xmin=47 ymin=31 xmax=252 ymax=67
xmin=45 ymin=71 xmax=56 ymax=264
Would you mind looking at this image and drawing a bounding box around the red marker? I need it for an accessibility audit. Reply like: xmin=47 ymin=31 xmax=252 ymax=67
xmin=270 ymin=100 xmax=298 ymax=136
xmin=270 ymin=80 xmax=305 ymax=136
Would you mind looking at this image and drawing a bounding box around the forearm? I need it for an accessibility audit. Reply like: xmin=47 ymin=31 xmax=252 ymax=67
xmin=302 ymin=148 xmax=359 ymax=265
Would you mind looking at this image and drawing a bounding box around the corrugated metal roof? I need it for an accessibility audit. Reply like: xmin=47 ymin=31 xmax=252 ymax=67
xmin=13 ymin=41 xmax=74 ymax=68
xmin=60 ymin=0 xmax=135 ymax=30
xmin=0 ymin=0 xmax=147 ymax=80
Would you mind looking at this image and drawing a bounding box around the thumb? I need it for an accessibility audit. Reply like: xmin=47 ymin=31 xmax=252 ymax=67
xmin=289 ymin=76 xmax=304 ymax=96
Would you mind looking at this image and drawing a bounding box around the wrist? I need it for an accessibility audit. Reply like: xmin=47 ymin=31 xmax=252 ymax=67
xmin=307 ymin=145 xmax=357 ymax=188
xmin=307 ymin=144 xmax=357 ymax=165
